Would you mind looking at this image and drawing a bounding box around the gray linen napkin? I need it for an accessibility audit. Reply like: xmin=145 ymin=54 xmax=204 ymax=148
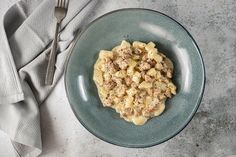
xmin=0 ymin=0 xmax=97 ymax=156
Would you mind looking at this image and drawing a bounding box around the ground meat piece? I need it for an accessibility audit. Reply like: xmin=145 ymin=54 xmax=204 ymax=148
xmin=142 ymin=54 xmax=148 ymax=61
xmin=104 ymin=81 xmax=116 ymax=90
xmin=153 ymin=88 xmax=161 ymax=97
xmin=103 ymin=60 xmax=117 ymax=74
xmin=159 ymin=94 xmax=166 ymax=100
xmin=139 ymin=61 xmax=151 ymax=71
xmin=147 ymin=59 xmax=156 ymax=67
xmin=144 ymin=75 xmax=153 ymax=82
xmin=101 ymin=60 xmax=110 ymax=72
xmin=116 ymin=84 xmax=127 ymax=97
xmin=121 ymin=112 xmax=128 ymax=118
xmin=125 ymin=77 xmax=132 ymax=86
xmin=165 ymin=92 xmax=172 ymax=98
xmin=139 ymin=90 xmax=146 ymax=97
xmin=166 ymin=70 xmax=172 ymax=78
xmin=142 ymin=109 xmax=150 ymax=117
xmin=135 ymin=97 xmax=143 ymax=105
xmin=115 ymin=57 xmax=128 ymax=70
xmin=103 ymin=97 xmax=113 ymax=107
xmin=134 ymin=106 xmax=142 ymax=116
xmin=124 ymin=107 xmax=133 ymax=116
xmin=133 ymin=93 xmax=145 ymax=106
xmin=141 ymin=71 xmax=146 ymax=79
xmin=148 ymin=104 xmax=156 ymax=111
xmin=118 ymin=47 xmax=132 ymax=59
xmin=162 ymin=77 xmax=170 ymax=83
xmin=164 ymin=89 xmax=172 ymax=98
xmin=150 ymin=98 xmax=159 ymax=108
xmin=112 ymin=76 xmax=122 ymax=85
xmin=134 ymin=48 xmax=142 ymax=54
xmin=162 ymin=68 xmax=168 ymax=73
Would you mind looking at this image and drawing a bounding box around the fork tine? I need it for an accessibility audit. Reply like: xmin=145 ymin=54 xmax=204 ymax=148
xmin=63 ymin=0 xmax=66 ymax=8
xmin=60 ymin=0 xmax=64 ymax=7
xmin=57 ymin=0 xmax=60 ymax=7
xmin=61 ymin=0 xmax=64 ymax=8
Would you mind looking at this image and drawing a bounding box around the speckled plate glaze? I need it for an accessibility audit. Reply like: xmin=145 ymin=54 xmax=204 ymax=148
xmin=65 ymin=8 xmax=205 ymax=148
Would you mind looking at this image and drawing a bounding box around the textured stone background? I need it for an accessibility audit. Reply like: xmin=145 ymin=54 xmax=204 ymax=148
xmin=0 ymin=0 xmax=236 ymax=157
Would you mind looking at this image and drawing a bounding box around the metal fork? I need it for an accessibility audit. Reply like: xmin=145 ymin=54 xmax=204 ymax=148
xmin=45 ymin=0 xmax=68 ymax=85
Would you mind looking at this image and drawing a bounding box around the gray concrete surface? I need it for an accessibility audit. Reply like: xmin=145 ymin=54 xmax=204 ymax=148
xmin=0 ymin=0 xmax=236 ymax=157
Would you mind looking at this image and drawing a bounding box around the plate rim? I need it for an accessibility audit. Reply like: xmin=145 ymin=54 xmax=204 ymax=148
xmin=64 ymin=8 xmax=206 ymax=148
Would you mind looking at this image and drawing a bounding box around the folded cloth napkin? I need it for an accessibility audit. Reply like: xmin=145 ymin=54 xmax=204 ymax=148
xmin=0 ymin=0 xmax=98 ymax=156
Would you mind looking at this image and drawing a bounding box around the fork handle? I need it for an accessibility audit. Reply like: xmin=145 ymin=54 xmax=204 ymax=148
xmin=45 ymin=22 xmax=60 ymax=85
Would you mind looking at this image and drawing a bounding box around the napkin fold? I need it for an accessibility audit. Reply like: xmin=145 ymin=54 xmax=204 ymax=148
xmin=0 ymin=0 xmax=97 ymax=156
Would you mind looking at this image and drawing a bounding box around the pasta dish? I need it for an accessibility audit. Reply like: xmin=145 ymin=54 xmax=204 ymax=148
xmin=93 ymin=40 xmax=176 ymax=125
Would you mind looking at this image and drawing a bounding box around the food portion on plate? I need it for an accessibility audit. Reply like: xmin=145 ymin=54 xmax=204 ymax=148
xmin=93 ymin=40 xmax=177 ymax=125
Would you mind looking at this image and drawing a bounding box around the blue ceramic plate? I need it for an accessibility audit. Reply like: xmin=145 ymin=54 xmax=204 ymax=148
xmin=65 ymin=8 xmax=205 ymax=148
